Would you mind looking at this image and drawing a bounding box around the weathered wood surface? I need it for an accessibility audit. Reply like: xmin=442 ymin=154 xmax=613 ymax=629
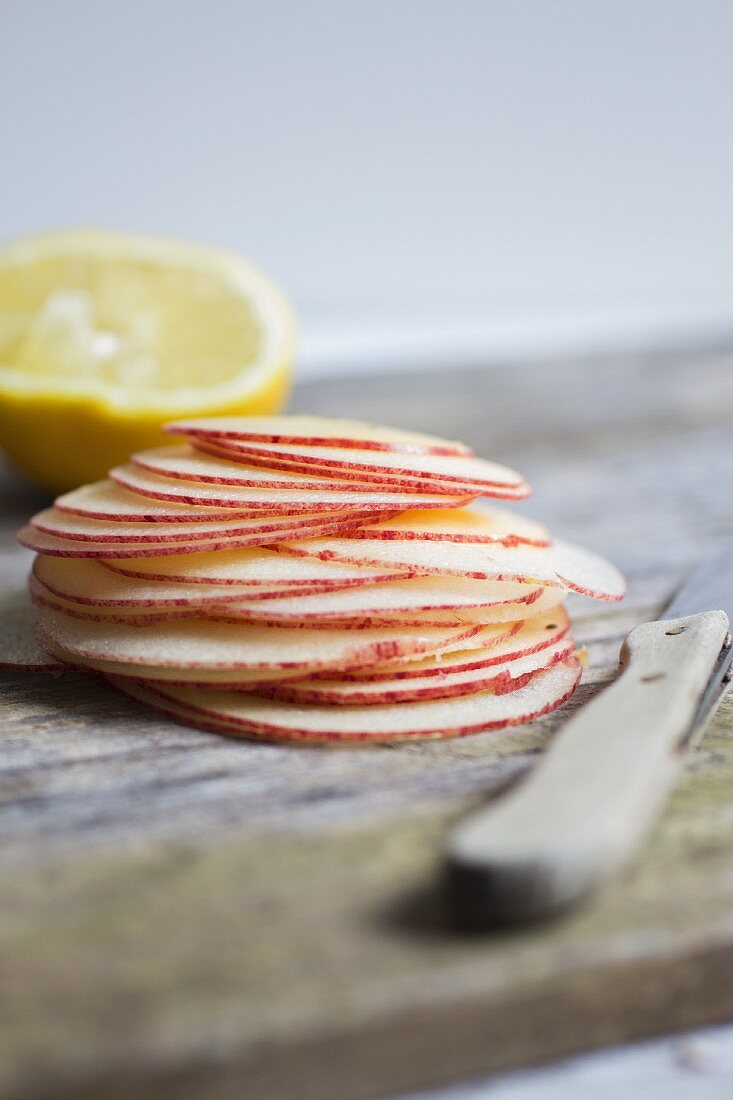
xmin=1 ymin=349 xmax=733 ymax=1100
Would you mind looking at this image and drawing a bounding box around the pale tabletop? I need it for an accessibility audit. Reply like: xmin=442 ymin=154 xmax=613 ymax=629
xmin=2 ymin=347 xmax=733 ymax=1100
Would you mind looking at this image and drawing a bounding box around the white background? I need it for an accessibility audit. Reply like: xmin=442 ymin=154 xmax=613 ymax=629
xmin=2 ymin=0 xmax=733 ymax=374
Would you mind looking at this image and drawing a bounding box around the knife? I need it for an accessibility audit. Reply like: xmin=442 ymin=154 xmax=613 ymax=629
xmin=445 ymin=546 xmax=733 ymax=926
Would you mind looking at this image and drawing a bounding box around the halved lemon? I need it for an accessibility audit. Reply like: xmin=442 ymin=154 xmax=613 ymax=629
xmin=0 ymin=229 xmax=295 ymax=492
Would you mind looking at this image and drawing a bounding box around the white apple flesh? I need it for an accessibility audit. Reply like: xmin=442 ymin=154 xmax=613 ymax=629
xmin=35 ymin=604 xmax=485 ymax=678
xmin=190 ymin=439 xmax=530 ymax=499
xmin=167 ymin=416 xmax=473 ymax=456
xmin=30 ymin=506 xmax=382 ymax=544
xmin=334 ymin=610 xmax=570 ymax=680
xmin=30 ymin=573 xmax=562 ymax=628
xmin=55 ymin=481 xmax=311 ymax=523
xmin=30 ymin=562 xmax=377 ymax=613
xmin=256 ymin=636 xmax=575 ymax=705
xmin=277 ymin=534 xmax=626 ymax=601
xmin=348 ymin=505 xmax=550 ymax=546
xmin=127 ymin=619 xmax=538 ymax=690
xmin=17 ymin=510 xmax=383 ymax=558
xmin=133 ymin=444 xmax=485 ymax=496
xmin=188 ymin=575 xmax=551 ymax=625
xmin=36 ymin=552 xmax=403 ymax=601
xmin=106 ymin=658 xmax=582 ymax=743
xmin=184 ymin=437 xmax=527 ymax=491
xmin=112 ymin=458 xmax=473 ymax=511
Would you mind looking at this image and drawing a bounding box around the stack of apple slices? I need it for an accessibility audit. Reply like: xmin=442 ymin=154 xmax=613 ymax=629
xmin=21 ymin=416 xmax=625 ymax=744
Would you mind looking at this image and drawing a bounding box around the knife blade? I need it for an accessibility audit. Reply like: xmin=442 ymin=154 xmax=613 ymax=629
xmin=445 ymin=546 xmax=733 ymax=927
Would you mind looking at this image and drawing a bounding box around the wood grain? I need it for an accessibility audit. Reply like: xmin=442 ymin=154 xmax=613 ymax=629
xmin=2 ymin=347 xmax=733 ymax=1100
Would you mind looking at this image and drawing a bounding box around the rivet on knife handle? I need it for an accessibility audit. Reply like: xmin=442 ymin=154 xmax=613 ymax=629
xmin=445 ymin=610 xmax=731 ymax=927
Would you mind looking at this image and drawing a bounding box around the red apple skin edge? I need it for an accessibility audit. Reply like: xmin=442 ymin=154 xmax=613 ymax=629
xmin=15 ymin=513 xmax=391 ymax=558
xmin=129 ymin=441 xmax=527 ymax=498
xmin=109 ymin=465 xmax=476 ymax=511
xmin=182 ymin=435 xmax=524 ymax=488
xmin=31 ymin=592 xmax=529 ymax=631
xmin=275 ymin=543 xmax=625 ymax=603
xmin=344 ymin=529 xmax=550 ymax=548
xmin=28 ymin=507 xmax=394 ymax=544
xmin=204 ymin=606 xmax=545 ymax=630
xmin=32 ymin=562 xmax=409 ymax=606
xmin=54 ymin=500 xmax=299 ymax=523
xmin=35 ymin=618 xmax=486 ymax=674
xmin=105 ymin=659 xmax=582 ymax=744
xmin=187 ymin=441 xmax=531 ymax=499
xmin=35 ymin=581 xmax=527 ymax=628
xmin=53 ymin=482 xmax=330 ymax=523
xmin=100 ymin=559 xmax=408 ymax=588
xmin=254 ymin=639 xmax=576 ymax=706
xmin=166 ymin=421 xmax=473 ymax=457
xmin=321 ymin=619 xmax=569 ymax=682
xmin=29 ymin=576 xmax=537 ymax=618
xmin=104 ymin=621 xmax=563 ymax=690
xmin=31 ymin=586 xmax=425 ymax=626
xmin=130 ymin=448 xmax=484 ymax=496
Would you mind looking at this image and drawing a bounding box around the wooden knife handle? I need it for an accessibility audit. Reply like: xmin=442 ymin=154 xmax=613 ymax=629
xmin=445 ymin=610 xmax=730 ymax=926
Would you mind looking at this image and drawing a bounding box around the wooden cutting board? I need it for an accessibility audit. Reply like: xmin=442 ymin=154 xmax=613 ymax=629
xmin=2 ymin=348 xmax=733 ymax=1100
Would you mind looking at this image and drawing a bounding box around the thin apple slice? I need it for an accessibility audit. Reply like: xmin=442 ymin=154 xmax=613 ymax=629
xmin=17 ymin=510 xmax=381 ymax=558
xmin=112 ymin=458 xmax=473 ymax=511
xmin=192 ymin=438 xmax=530 ymax=500
xmin=197 ymin=575 xmax=546 ymax=625
xmin=138 ymin=618 xmax=552 ymax=690
xmin=30 ymin=577 xmax=196 ymax=624
xmin=30 ymin=562 xmax=406 ymax=623
xmin=348 ymin=505 xmax=550 ymax=547
xmin=139 ymin=624 xmax=521 ymax=688
xmin=31 ymin=585 xmax=378 ymax=626
xmin=335 ymin=610 xmax=570 ymax=680
xmin=35 ymin=605 xmax=484 ymax=677
xmin=32 ymin=557 xmax=566 ymax=632
xmin=55 ymin=480 xmax=287 ymax=523
xmin=277 ymin=534 xmax=626 ymax=601
xmin=104 ymin=547 xmax=405 ymax=587
xmin=133 ymin=444 xmax=471 ymax=495
xmin=30 ymin=505 xmax=378 ymax=545
xmin=30 ymin=579 xmax=553 ymax=630
xmin=32 ymin=556 xmax=364 ymax=611
xmin=37 ymin=552 xmax=401 ymax=602
xmin=167 ymin=416 xmax=472 ymax=456
xmin=32 ymin=576 xmax=346 ymax=626
xmin=187 ymin=437 xmax=528 ymax=493
xmin=137 ymin=442 xmax=502 ymax=500
xmin=41 ymin=641 xmax=307 ymax=687
xmin=109 ymin=658 xmax=582 ymax=742
xmin=189 ymin=438 xmax=501 ymax=498
xmin=208 ymin=585 xmax=566 ymax=629
xmin=257 ymin=636 xmax=576 ymax=705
